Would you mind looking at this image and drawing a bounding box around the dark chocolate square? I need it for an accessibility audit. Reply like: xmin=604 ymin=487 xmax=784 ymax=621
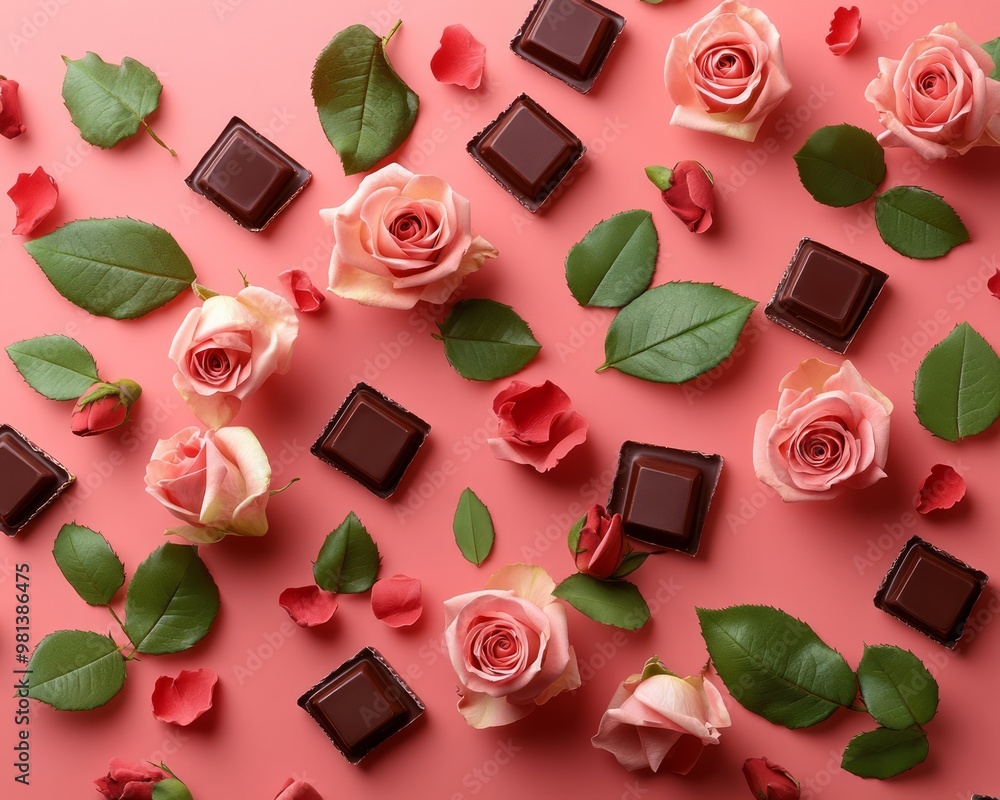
xmin=0 ymin=425 xmax=74 ymax=536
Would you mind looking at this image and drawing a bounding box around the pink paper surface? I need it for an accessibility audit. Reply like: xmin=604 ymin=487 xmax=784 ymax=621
xmin=1 ymin=0 xmax=998 ymax=797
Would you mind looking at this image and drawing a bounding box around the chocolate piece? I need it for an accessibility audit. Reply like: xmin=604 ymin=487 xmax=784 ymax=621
xmin=311 ymin=383 xmax=430 ymax=498
xmin=185 ymin=116 xmax=311 ymax=232
xmin=874 ymin=536 xmax=988 ymax=649
xmin=298 ymin=647 xmax=424 ymax=764
xmin=511 ymin=0 xmax=625 ymax=93
xmin=468 ymin=94 xmax=585 ymax=212
xmin=608 ymin=441 xmax=722 ymax=554
xmin=764 ymin=238 xmax=887 ymax=353
xmin=0 ymin=425 xmax=74 ymax=536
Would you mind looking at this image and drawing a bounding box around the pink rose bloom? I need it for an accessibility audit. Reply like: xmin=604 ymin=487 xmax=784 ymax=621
xmin=320 ymin=163 xmax=498 ymax=309
xmin=752 ymin=358 xmax=892 ymax=502
xmin=145 ymin=426 xmax=271 ymax=543
xmin=488 ymin=380 xmax=588 ymax=472
xmin=444 ymin=563 xmax=580 ymax=728
xmin=665 ymin=1 xmax=792 ymax=141
xmin=169 ymin=286 xmax=298 ymax=429
xmin=592 ymin=658 xmax=731 ymax=773
xmin=94 ymin=759 xmax=168 ymax=800
xmin=572 ymin=504 xmax=627 ymax=579
xmin=865 ymin=23 xmax=1000 ymax=159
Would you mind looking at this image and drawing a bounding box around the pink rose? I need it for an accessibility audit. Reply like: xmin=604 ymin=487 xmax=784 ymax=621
xmin=169 ymin=286 xmax=298 ymax=429
xmin=665 ymin=1 xmax=791 ymax=141
xmin=70 ymin=380 xmax=140 ymax=437
xmin=592 ymin=658 xmax=731 ymax=773
xmin=94 ymin=759 xmax=168 ymax=800
xmin=444 ymin=564 xmax=580 ymax=728
xmin=752 ymin=359 xmax=892 ymax=502
xmin=487 ymin=380 xmax=588 ymax=473
xmin=320 ymin=163 xmax=497 ymax=309
xmin=865 ymin=24 xmax=1000 ymax=159
xmin=572 ymin=504 xmax=627 ymax=579
xmin=0 ymin=77 xmax=26 ymax=139
xmin=145 ymin=426 xmax=271 ymax=543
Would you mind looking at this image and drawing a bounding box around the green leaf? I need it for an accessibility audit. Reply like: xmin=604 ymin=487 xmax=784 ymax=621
xmin=697 ymin=605 xmax=857 ymax=728
xmin=644 ymin=165 xmax=674 ymax=191
xmin=123 ymin=543 xmax=219 ymax=655
xmin=875 ymin=186 xmax=970 ymax=259
xmin=841 ymin=728 xmax=929 ymax=779
xmin=52 ymin=524 xmax=125 ymax=606
xmin=311 ymin=22 xmax=418 ymax=175
xmin=565 ymin=210 xmax=658 ymax=307
xmin=793 ymin=124 xmax=886 ymax=207
xmin=553 ymin=574 xmax=650 ymax=630
xmin=639 ymin=656 xmax=676 ymax=679
xmin=61 ymin=52 xmax=174 ymax=154
xmin=566 ymin=514 xmax=586 ymax=557
xmin=5 ymin=334 xmax=100 ymax=400
xmin=857 ymin=645 xmax=938 ymax=730
xmin=610 ymin=551 xmax=648 ymax=579
xmin=599 ymin=282 xmax=757 ymax=383
xmin=24 ymin=218 xmax=197 ymax=320
xmin=27 ymin=630 xmax=126 ymax=710
xmin=152 ymin=779 xmax=194 ymax=800
xmin=913 ymin=322 xmax=1000 ymax=441
xmin=452 ymin=488 xmax=495 ymax=566
xmin=313 ymin=512 xmax=380 ymax=593
xmin=983 ymin=38 xmax=1000 ymax=80
xmin=435 ymin=299 xmax=541 ymax=381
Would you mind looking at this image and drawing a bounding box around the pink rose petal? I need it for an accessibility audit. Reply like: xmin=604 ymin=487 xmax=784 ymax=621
xmin=371 ymin=574 xmax=422 ymax=627
xmin=279 ymin=269 xmax=325 ymax=313
xmin=430 ymin=24 xmax=486 ymax=90
xmin=151 ymin=668 xmax=218 ymax=726
xmin=279 ymin=585 xmax=338 ymax=627
xmin=826 ymin=7 xmax=861 ymax=55
xmin=275 ymin=778 xmax=324 ymax=800
xmin=7 ymin=166 xmax=57 ymax=235
xmin=988 ymin=269 xmax=1000 ymax=300
xmin=916 ymin=464 xmax=966 ymax=514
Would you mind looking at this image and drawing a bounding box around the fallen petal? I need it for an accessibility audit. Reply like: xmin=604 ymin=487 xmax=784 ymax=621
xmin=371 ymin=574 xmax=422 ymax=627
xmin=826 ymin=7 xmax=861 ymax=55
xmin=275 ymin=777 xmax=324 ymax=800
xmin=279 ymin=269 xmax=325 ymax=313
xmin=430 ymin=24 xmax=486 ymax=90
xmin=151 ymin=668 xmax=218 ymax=726
xmin=916 ymin=464 xmax=966 ymax=514
xmin=279 ymin=585 xmax=339 ymax=627
xmin=988 ymin=269 xmax=1000 ymax=300
xmin=8 ymin=166 xmax=57 ymax=235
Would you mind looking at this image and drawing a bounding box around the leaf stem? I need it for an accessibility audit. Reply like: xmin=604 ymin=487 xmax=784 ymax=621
xmin=108 ymin=606 xmax=138 ymax=650
xmin=269 ymin=477 xmax=300 ymax=496
xmin=382 ymin=18 xmax=403 ymax=47
xmin=142 ymin=120 xmax=177 ymax=156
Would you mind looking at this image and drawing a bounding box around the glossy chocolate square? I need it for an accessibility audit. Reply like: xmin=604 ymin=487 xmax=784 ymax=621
xmin=0 ymin=425 xmax=74 ymax=536
xmin=874 ymin=536 xmax=988 ymax=649
xmin=298 ymin=647 xmax=424 ymax=764
xmin=764 ymin=238 xmax=887 ymax=353
xmin=185 ymin=116 xmax=311 ymax=232
xmin=311 ymin=383 xmax=430 ymax=498
xmin=608 ymin=441 xmax=722 ymax=554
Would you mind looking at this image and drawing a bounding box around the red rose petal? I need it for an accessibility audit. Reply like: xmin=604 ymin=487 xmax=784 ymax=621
xmin=988 ymin=268 xmax=1000 ymax=300
xmin=916 ymin=464 xmax=966 ymax=514
xmin=430 ymin=24 xmax=486 ymax=90
xmin=279 ymin=269 xmax=325 ymax=313
xmin=826 ymin=6 xmax=861 ymax=55
xmin=279 ymin=585 xmax=338 ymax=627
xmin=7 ymin=167 xmax=57 ymax=235
xmin=275 ymin=778 xmax=324 ymax=800
xmin=151 ymin=668 xmax=218 ymax=726
xmin=371 ymin=574 xmax=422 ymax=627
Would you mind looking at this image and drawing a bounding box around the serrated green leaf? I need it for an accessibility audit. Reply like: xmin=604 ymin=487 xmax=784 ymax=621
xmin=697 ymin=605 xmax=857 ymax=728
xmin=913 ymin=322 xmax=1000 ymax=440
xmin=453 ymin=488 xmax=495 ymax=566
xmin=23 ymin=218 xmax=196 ymax=319
xmin=553 ymin=574 xmax=650 ymax=630
xmin=435 ymin=299 xmax=541 ymax=381
xmin=793 ymin=124 xmax=886 ymax=207
xmin=858 ymin=645 xmax=938 ymax=730
xmin=841 ymin=727 xmax=928 ymax=779
xmin=152 ymin=779 xmax=194 ymax=800
xmin=875 ymin=186 xmax=969 ymax=259
xmin=123 ymin=543 xmax=219 ymax=655
xmin=983 ymin=38 xmax=1000 ymax=80
xmin=311 ymin=23 xmax=418 ymax=175
xmin=5 ymin=334 xmax=99 ymax=400
xmin=599 ymin=282 xmax=757 ymax=383
xmin=313 ymin=512 xmax=380 ymax=593
xmin=565 ymin=210 xmax=658 ymax=307
xmin=52 ymin=524 xmax=125 ymax=606
xmin=27 ymin=630 xmax=125 ymax=710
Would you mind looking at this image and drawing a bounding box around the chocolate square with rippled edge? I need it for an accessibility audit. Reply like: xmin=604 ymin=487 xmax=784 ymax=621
xmin=297 ymin=647 xmax=425 ymax=764
xmin=0 ymin=425 xmax=74 ymax=536
xmin=874 ymin=536 xmax=988 ymax=649
xmin=310 ymin=383 xmax=430 ymax=498
xmin=467 ymin=94 xmax=585 ymax=212
xmin=185 ymin=117 xmax=311 ymax=232
xmin=764 ymin=238 xmax=887 ymax=353
xmin=607 ymin=441 xmax=722 ymax=555
xmin=511 ymin=0 xmax=625 ymax=93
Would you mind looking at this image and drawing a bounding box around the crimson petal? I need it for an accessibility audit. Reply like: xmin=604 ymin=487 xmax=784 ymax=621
xmin=826 ymin=7 xmax=861 ymax=56
xmin=279 ymin=585 xmax=338 ymax=627
xmin=916 ymin=464 xmax=966 ymax=514
xmin=430 ymin=24 xmax=486 ymax=90
xmin=8 ymin=166 xmax=57 ymax=235
xmin=371 ymin=574 xmax=422 ymax=627
xmin=151 ymin=668 xmax=218 ymax=726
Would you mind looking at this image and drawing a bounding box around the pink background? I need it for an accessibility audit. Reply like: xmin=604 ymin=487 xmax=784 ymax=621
xmin=2 ymin=0 xmax=999 ymax=797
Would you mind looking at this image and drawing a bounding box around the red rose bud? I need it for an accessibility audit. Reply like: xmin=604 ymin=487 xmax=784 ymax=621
xmin=646 ymin=161 xmax=715 ymax=233
xmin=743 ymin=757 xmax=801 ymax=800
xmin=71 ymin=379 xmax=141 ymax=437
xmin=0 ymin=77 xmax=27 ymax=139
xmin=572 ymin=504 xmax=627 ymax=579
xmin=95 ymin=759 xmax=171 ymax=800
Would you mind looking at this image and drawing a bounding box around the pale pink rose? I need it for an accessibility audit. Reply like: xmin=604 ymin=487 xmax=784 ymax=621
xmin=444 ymin=564 xmax=580 ymax=728
xmin=145 ymin=426 xmax=271 ymax=543
xmin=752 ymin=359 xmax=892 ymax=502
xmin=320 ymin=163 xmax=498 ymax=309
xmin=169 ymin=286 xmax=298 ymax=429
xmin=865 ymin=23 xmax=1000 ymax=159
xmin=488 ymin=380 xmax=588 ymax=472
xmin=665 ymin=1 xmax=792 ymax=141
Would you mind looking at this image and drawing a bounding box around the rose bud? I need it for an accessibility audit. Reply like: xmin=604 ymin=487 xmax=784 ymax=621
xmin=0 ymin=77 xmax=27 ymax=139
xmin=570 ymin=504 xmax=627 ymax=579
xmin=71 ymin=379 xmax=141 ymax=437
xmin=743 ymin=757 xmax=801 ymax=799
xmin=94 ymin=759 xmax=192 ymax=800
xmin=646 ymin=161 xmax=715 ymax=233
